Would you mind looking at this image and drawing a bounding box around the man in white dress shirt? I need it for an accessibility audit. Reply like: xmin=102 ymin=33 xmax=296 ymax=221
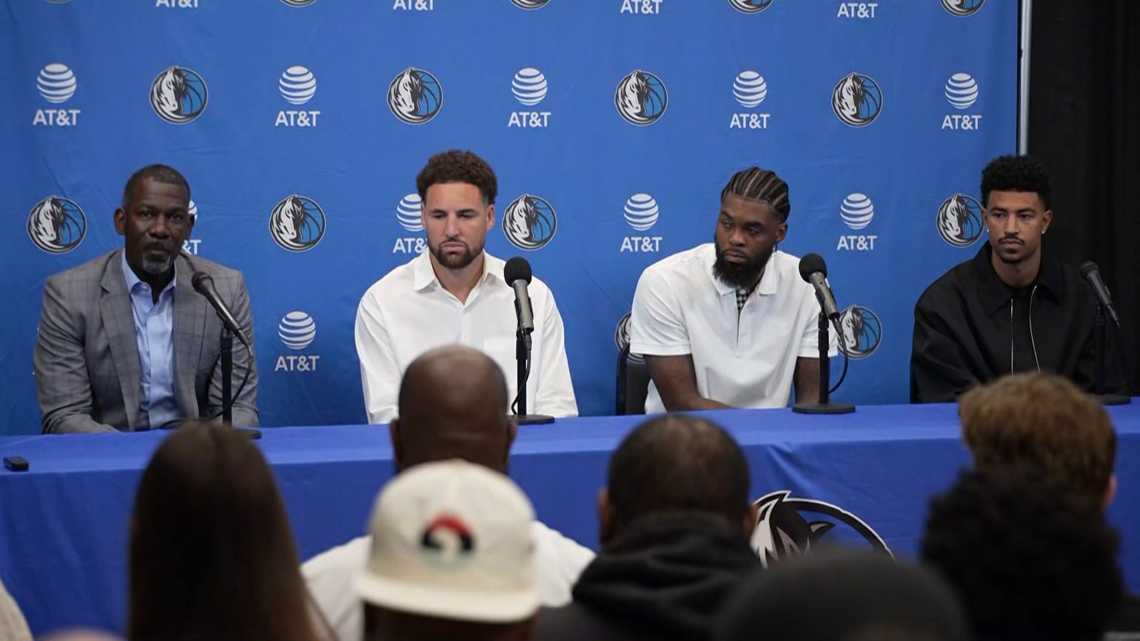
xmin=629 ymin=166 xmax=835 ymax=413
xmin=355 ymin=150 xmax=577 ymax=423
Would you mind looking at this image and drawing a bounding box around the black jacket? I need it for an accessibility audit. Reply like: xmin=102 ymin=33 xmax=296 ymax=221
xmin=533 ymin=512 xmax=760 ymax=641
xmin=910 ymin=244 xmax=1126 ymax=403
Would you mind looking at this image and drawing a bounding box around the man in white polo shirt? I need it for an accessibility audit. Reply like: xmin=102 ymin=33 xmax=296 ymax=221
xmin=355 ymin=149 xmax=577 ymax=423
xmin=629 ymin=166 xmax=835 ymax=413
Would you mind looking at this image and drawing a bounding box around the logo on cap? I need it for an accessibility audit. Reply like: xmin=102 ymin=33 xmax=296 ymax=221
xmin=421 ymin=514 xmax=475 ymax=566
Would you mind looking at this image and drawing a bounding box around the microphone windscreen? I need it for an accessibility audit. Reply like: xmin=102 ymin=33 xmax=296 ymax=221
xmin=799 ymin=253 xmax=828 ymax=282
xmin=504 ymin=256 xmax=533 ymax=284
xmin=1080 ymin=261 xmax=1099 ymax=279
xmin=191 ymin=271 xmax=214 ymax=294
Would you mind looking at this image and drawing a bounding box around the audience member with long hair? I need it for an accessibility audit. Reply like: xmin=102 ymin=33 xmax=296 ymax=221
xmin=128 ymin=421 xmax=330 ymax=641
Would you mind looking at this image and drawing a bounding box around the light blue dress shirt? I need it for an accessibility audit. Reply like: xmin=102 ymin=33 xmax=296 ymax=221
xmin=120 ymin=252 xmax=181 ymax=430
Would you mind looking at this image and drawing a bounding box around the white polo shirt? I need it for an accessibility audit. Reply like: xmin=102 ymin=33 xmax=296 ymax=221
xmin=629 ymin=243 xmax=835 ymax=412
xmin=355 ymin=250 xmax=578 ymax=423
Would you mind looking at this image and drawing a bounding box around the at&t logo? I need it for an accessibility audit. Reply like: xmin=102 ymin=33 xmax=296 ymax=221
xmin=27 ymin=196 xmax=86 ymax=254
xmin=615 ymin=70 xmax=667 ymax=126
xmin=388 ymin=68 xmax=442 ymax=125
xmin=155 ymin=0 xmax=198 ymax=7
xmin=33 ymin=63 xmax=81 ymax=127
xmin=837 ymin=193 xmax=877 ymax=252
xmin=729 ymin=71 xmax=770 ymax=130
xmin=276 ymin=66 xmax=320 ymax=128
xmin=620 ymin=194 xmax=662 ymax=253
xmin=936 ymin=194 xmax=984 ymax=247
xmin=275 ymin=311 xmax=320 ymax=372
xmin=270 ymin=194 xmax=326 ymax=252
xmin=182 ymin=200 xmax=202 ymax=255
xmin=150 ymin=66 xmax=208 ymax=124
xmin=941 ymin=0 xmax=984 ymax=17
xmin=837 ymin=2 xmax=877 ymax=18
xmin=393 ymin=193 xmax=427 ymax=254
xmin=728 ymin=0 xmax=773 ymax=13
xmin=941 ymin=73 xmax=981 ymax=131
xmin=509 ymin=68 xmax=551 ymax=128
xmin=393 ymin=0 xmax=433 ymax=9
xmin=838 ymin=305 xmax=882 ymax=359
xmin=620 ymin=0 xmax=663 ymax=14
xmin=503 ymin=194 xmax=557 ymax=251
xmin=832 ymin=72 xmax=882 ymax=128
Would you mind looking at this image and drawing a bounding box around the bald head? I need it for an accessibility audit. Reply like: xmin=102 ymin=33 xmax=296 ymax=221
xmin=392 ymin=345 xmax=513 ymax=472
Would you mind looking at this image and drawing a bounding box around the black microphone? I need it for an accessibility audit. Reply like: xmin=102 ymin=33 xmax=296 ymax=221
xmin=504 ymin=257 xmax=535 ymax=335
xmin=798 ymin=253 xmax=840 ymax=320
xmin=191 ymin=271 xmax=252 ymax=349
xmin=1081 ymin=261 xmax=1121 ymax=327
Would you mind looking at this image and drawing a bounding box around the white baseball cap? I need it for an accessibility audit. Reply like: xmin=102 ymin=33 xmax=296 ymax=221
xmin=354 ymin=459 xmax=539 ymax=623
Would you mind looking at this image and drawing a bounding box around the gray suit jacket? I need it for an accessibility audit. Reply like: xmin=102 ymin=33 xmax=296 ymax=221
xmin=34 ymin=249 xmax=259 ymax=433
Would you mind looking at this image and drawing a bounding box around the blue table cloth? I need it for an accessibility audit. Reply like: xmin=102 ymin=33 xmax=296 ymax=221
xmin=2 ymin=403 xmax=1139 ymax=635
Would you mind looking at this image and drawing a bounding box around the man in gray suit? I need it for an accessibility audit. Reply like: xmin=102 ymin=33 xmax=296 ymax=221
xmin=34 ymin=164 xmax=258 ymax=434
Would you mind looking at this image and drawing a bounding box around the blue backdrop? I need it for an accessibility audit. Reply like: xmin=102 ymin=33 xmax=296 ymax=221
xmin=0 ymin=0 xmax=1015 ymax=434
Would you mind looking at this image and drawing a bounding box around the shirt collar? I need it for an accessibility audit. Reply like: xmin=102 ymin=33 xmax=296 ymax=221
xmin=411 ymin=249 xmax=503 ymax=292
xmin=705 ymin=244 xmax=779 ymax=298
xmin=970 ymin=242 xmax=1064 ymax=315
xmin=120 ymin=249 xmax=177 ymax=295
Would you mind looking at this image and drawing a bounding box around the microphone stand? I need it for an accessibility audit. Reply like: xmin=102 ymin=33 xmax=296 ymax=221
xmin=1093 ymin=303 xmax=1130 ymax=406
xmin=792 ymin=312 xmax=855 ymax=415
xmin=513 ymin=328 xmax=554 ymax=425
xmin=219 ymin=328 xmax=262 ymax=438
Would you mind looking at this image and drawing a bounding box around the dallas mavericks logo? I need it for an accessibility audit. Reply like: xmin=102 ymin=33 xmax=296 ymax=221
xmin=278 ymin=311 xmax=317 ymax=350
xmin=615 ymin=70 xmax=668 ymax=126
xmin=750 ymin=491 xmax=892 ymax=568
xmin=150 ymin=66 xmax=208 ymax=124
xmin=837 ymin=305 xmax=882 ymax=359
xmin=614 ymin=312 xmax=645 ymax=364
xmin=727 ymin=0 xmax=774 ymax=13
xmin=27 ymin=196 xmax=86 ymax=254
xmin=503 ymin=194 xmax=557 ymax=250
xmin=280 ymin=0 xmax=318 ymax=6
xmin=832 ymin=72 xmax=882 ymax=128
xmin=387 ymin=68 xmax=442 ymax=125
xmin=936 ymin=193 xmax=984 ymax=247
xmin=940 ymin=0 xmax=984 ymax=17
xmin=270 ymin=194 xmax=326 ymax=252
xmin=510 ymin=0 xmax=552 ymax=8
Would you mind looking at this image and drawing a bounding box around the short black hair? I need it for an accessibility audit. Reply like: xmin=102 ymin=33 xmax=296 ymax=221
xmin=980 ymin=154 xmax=1050 ymax=210
xmin=920 ymin=465 xmax=1123 ymax=641
xmin=122 ymin=164 xmax=191 ymax=211
xmin=721 ymin=166 xmax=791 ymax=222
xmin=416 ymin=150 xmax=498 ymax=205
xmin=607 ymin=415 xmax=750 ymax=528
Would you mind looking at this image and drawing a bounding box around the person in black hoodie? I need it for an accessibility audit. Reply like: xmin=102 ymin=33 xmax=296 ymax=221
xmin=910 ymin=154 xmax=1127 ymax=403
xmin=533 ymin=414 xmax=760 ymax=641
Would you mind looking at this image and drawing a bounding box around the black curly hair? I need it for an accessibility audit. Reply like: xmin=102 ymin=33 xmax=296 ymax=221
xmin=980 ymin=154 xmax=1051 ymax=210
xmin=416 ymin=150 xmax=498 ymax=205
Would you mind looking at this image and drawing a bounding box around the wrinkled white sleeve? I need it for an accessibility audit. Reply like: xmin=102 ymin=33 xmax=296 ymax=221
xmin=629 ymin=265 xmax=690 ymax=356
xmin=302 ymin=536 xmax=371 ymax=641
xmin=533 ymin=287 xmax=578 ymax=418
xmin=355 ymin=290 xmax=400 ymax=424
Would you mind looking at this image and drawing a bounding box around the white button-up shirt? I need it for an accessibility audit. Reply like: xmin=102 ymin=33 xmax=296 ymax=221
xmin=630 ymin=243 xmax=835 ymax=412
xmin=355 ymin=251 xmax=578 ymax=423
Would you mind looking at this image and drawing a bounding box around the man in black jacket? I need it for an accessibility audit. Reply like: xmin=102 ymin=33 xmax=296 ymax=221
xmin=534 ymin=415 xmax=760 ymax=641
xmin=910 ymin=154 xmax=1126 ymax=403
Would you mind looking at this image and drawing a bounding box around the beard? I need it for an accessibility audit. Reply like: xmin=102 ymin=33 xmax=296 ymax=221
xmin=713 ymin=241 xmax=772 ymax=290
xmin=140 ymin=245 xmax=174 ymax=276
xmin=431 ymin=239 xmax=482 ymax=269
